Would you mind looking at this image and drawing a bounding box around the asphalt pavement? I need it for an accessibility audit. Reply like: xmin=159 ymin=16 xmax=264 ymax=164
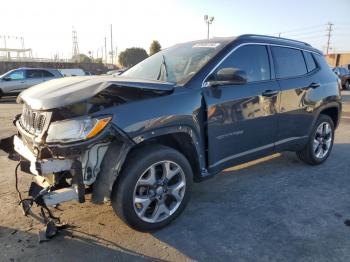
xmin=0 ymin=91 xmax=349 ymax=262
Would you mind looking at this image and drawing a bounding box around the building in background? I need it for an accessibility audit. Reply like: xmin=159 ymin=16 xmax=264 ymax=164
xmin=326 ymin=53 xmax=350 ymax=69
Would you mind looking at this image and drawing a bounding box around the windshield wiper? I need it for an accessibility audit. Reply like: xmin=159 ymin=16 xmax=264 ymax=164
xmin=157 ymin=54 xmax=168 ymax=81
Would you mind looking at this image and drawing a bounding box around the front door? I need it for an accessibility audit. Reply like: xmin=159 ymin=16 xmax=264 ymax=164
xmin=2 ymin=69 xmax=27 ymax=93
xmin=203 ymin=44 xmax=280 ymax=173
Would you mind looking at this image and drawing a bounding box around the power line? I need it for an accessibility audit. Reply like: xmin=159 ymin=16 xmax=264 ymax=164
xmin=283 ymin=29 xmax=325 ymax=37
xmin=276 ymin=24 xmax=325 ymax=36
xmin=292 ymin=35 xmax=325 ymax=40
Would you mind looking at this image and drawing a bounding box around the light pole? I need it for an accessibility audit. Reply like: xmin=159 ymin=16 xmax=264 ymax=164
xmin=204 ymin=15 xmax=214 ymax=39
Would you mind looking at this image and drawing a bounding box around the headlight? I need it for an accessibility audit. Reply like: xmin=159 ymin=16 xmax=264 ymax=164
xmin=46 ymin=116 xmax=112 ymax=143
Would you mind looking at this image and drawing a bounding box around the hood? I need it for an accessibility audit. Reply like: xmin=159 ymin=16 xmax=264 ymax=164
xmin=17 ymin=76 xmax=175 ymax=110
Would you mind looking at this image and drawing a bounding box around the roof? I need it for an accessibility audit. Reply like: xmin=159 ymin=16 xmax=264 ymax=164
xmin=16 ymin=67 xmax=61 ymax=71
xmin=235 ymin=34 xmax=322 ymax=54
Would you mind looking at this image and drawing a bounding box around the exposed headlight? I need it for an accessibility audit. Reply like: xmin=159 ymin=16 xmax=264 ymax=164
xmin=46 ymin=116 xmax=112 ymax=143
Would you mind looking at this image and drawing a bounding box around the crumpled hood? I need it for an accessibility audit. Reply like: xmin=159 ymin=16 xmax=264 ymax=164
xmin=17 ymin=76 xmax=175 ymax=110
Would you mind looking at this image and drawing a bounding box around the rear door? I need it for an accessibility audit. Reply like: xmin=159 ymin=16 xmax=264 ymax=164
xmin=26 ymin=69 xmax=45 ymax=88
xmin=203 ymin=44 xmax=280 ymax=173
xmin=42 ymin=70 xmax=56 ymax=81
xmin=272 ymin=46 xmax=319 ymax=150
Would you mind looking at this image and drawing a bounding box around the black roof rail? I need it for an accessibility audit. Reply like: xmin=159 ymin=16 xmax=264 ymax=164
xmin=237 ymin=34 xmax=312 ymax=47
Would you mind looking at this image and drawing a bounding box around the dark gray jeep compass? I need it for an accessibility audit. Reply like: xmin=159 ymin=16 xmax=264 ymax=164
xmin=13 ymin=34 xmax=342 ymax=231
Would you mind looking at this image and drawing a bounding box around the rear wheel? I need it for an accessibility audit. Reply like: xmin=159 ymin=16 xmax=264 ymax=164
xmin=111 ymin=145 xmax=193 ymax=231
xmin=344 ymin=80 xmax=350 ymax=90
xmin=297 ymin=114 xmax=334 ymax=165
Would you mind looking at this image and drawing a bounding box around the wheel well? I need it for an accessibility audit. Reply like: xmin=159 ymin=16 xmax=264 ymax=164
xmin=126 ymin=133 xmax=201 ymax=181
xmin=320 ymin=107 xmax=339 ymax=128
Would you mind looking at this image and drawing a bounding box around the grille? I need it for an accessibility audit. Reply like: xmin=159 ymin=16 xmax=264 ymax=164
xmin=20 ymin=106 xmax=47 ymax=134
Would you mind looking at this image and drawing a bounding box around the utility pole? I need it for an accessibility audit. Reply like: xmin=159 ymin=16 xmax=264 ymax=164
xmin=104 ymin=37 xmax=107 ymax=63
xmin=110 ymin=24 xmax=114 ymax=64
xmin=204 ymin=15 xmax=214 ymax=39
xmin=326 ymin=22 xmax=333 ymax=55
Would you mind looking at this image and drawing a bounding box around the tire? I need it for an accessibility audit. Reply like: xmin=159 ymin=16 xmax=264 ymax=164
xmin=297 ymin=114 xmax=335 ymax=165
xmin=111 ymin=144 xmax=193 ymax=232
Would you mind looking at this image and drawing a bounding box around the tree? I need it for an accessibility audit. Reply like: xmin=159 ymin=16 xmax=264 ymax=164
xmin=72 ymin=54 xmax=91 ymax=63
xmin=118 ymin=47 xmax=148 ymax=67
xmin=149 ymin=40 xmax=161 ymax=56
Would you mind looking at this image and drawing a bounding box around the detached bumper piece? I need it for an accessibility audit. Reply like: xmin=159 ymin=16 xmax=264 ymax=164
xmin=15 ymin=158 xmax=85 ymax=242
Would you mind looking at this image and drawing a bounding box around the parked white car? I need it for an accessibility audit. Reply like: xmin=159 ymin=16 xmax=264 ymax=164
xmin=0 ymin=68 xmax=63 ymax=98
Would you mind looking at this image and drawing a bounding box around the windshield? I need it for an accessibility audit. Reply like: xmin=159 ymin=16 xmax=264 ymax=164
xmin=122 ymin=41 xmax=227 ymax=84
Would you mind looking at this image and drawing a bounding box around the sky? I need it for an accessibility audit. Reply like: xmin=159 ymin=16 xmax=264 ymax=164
xmin=0 ymin=0 xmax=349 ymax=62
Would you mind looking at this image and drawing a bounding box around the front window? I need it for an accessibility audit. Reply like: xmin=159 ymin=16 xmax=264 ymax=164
xmin=216 ymin=45 xmax=271 ymax=82
xmin=6 ymin=70 xmax=25 ymax=80
xmin=122 ymin=41 xmax=227 ymax=84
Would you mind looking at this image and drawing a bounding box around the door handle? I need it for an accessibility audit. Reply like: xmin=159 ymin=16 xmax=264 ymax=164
xmin=262 ymin=90 xmax=278 ymax=97
xmin=303 ymin=82 xmax=320 ymax=90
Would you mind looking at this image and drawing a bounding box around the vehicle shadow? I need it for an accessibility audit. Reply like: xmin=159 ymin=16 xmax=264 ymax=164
xmin=0 ymin=226 xmax=158 ymax=262
xmin=152 ymin=143 xmax=350 ymax=261
xmin=0 ymin=96 xmax=17 ymax=104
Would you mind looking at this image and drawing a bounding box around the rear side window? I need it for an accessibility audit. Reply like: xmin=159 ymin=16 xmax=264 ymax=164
xmin=27 ymin=70 xmax=43 ymax=78
xmin=272 ymin=46 xmax=307 ymax=78
xmin=218 ymin=45 xmax=270 ymax=82
xmin=42 ymin=70 xmax=54 ymax=77
xmin=313 ymin=54 xmax=332 ymax=72
xmin=303 ymin=52 xmax=317 ymax=72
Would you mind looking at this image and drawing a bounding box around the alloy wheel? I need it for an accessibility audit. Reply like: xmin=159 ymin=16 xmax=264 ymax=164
xmin=133 ymin=160 xmax=186 ymax=223
xmin=313 ymin=122 xmax=333 ymax=159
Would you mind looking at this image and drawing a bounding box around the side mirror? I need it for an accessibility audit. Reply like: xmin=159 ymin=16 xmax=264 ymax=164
xmin=207 ymin=68 xmax=247 ymax=87
xmin=2 ymin=76 xmax=11 ymax=81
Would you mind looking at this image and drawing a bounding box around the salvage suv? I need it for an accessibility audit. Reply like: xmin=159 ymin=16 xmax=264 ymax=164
xmin=13 ymin=35 xmax=341 ymax=231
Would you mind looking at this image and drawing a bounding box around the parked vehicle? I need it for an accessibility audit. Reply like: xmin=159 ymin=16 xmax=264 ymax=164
xmin=13 ymin=35 xmax=341 ymax=231
xmin=0 ymin=68 xmax=62 ymax=98
xmin=332 ymin=66 xmax=350 ymax=90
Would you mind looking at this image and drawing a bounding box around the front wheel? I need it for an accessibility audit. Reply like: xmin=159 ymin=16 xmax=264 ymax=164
xmin=111 ymin=145 xmax=193 ymax=231
xmin=297 ymin=114 xmax=335 ymax=165
xmin=344 ymin=80 xmax=350 ymax=90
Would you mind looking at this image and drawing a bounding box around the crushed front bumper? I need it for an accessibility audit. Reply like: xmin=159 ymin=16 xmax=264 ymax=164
xmin=13 ymin=135 xmax=84 ymax=207
xmin=13 ymin=135 xmax=73 ymax=176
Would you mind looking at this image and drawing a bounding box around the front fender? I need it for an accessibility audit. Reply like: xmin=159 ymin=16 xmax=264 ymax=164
xmin=92 ymin=87 xmax=207 ymax=202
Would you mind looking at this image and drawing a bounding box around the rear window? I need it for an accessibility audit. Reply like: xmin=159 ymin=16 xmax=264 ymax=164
xmin=272 ymin=46 xmax=307 ymax=78
xmin=43 ymin=70 xmax=54 ymax=77
xmin=303 ymin=52 xmax=317 ymax=72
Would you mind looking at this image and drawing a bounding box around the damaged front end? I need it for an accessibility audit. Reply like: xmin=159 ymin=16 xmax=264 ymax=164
xmin=13 ymin=104 xmax=132 ymax=211
xmin=12 ymin=77 xmax=173 ymax=223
